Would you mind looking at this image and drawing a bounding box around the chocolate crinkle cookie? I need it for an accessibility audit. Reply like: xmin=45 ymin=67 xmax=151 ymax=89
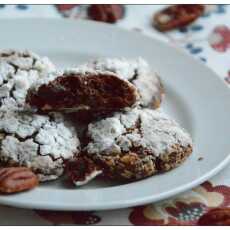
xmin=0 ymin=111 xmax=80 ymax=181
xmin=83 ymin=108 xmax=193 ymax=181
xmin=0 ymin=50 xmax=56 ymax=111
xmin=83 ymin=57 xmax=164 ymax=109
xmin=26 ymin=67 xmax=140 ymax=113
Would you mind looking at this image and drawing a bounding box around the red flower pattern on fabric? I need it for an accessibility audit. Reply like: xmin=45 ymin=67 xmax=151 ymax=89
xmin=129 ymin=181 xmax=230 ymax=226
xmin=165 ymin=202 xmax=207 ymax=224
xmin=209 ymin=25 xmax=230 ymax=52
xmin=35 ymin=210 xmax=101 ymax=225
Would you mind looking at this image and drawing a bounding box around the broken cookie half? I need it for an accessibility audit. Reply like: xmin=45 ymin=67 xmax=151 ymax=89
xmin=26 ymin=68 xmax=140 ymax=114
xmin=82 ymin=57 xmax=164 ymax=109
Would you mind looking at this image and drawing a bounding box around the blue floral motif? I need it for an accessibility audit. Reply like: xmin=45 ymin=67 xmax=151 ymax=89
xmin=185 ymin=43 xmax=203 ymax=54
xmin=191 ymin=48 xmax=202 ymax=54
xmin=190 ymin=24 xmax=203 ymax=31
xmin=224 ymin=70 xmax=230 ymax=84
xmin=200 ymin=57 xmax=207 ymax=63
xmin=16 ymin=5 xmax=28 ymax=10
xmin=216 ymin=5 xmax=226 ymax=14
xmin=179 ymin=24 xmax=203 ymax=33
xmin=179 ymin=27 xmax=188 ymax=33
xmin=185 ymin=43 xmax=206 ymax=63
xmin=202 ymin=5 xmax=227 ymax=17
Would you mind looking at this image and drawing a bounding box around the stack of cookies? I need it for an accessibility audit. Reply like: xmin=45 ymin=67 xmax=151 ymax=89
xmin=0 ymin=50 xmax=193 ymax=193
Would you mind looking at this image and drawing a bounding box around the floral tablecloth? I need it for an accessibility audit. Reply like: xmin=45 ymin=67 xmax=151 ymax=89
xmin=0 ymin=4 xmax=229 ymax=226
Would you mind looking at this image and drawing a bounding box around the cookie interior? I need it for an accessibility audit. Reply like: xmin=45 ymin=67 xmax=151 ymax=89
xmin=26 ymin=73 xmax=139 ymax=112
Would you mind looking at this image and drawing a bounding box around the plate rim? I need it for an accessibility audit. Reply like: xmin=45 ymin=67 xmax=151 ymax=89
xmin=0 ymin=18 xmax=229 ymax=211
xmin=0 ymin=155 xmax=230 ymax=211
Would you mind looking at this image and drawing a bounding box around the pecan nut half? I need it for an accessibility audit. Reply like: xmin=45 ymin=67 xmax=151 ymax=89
xmin=87 ymin=4 xmax=124 ymax=23
xmin=153 ymin=5 xmax=204 ymax=32
xmin=0 ymin=167 xmax=39 ymax=194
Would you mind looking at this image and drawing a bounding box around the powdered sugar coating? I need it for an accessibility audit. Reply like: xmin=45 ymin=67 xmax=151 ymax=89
xmin=0 ymin=50 xmax=56 ymax=111
xmin=82 ymin=57 xmax=164 ymax=108
xmin=29 ymin=70 xmax=62 ymax=92
xmin=0 ymin=111 xmax=80 ymax=181
xmin=86 ymin=108 xmax=192 ymax=157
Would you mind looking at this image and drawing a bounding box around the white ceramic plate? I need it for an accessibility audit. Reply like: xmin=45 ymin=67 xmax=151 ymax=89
xmin=0 ymin=19 xmax=230 ymax=211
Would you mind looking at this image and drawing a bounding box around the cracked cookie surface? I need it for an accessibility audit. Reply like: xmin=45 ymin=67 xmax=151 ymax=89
xmin=82 ymin=57 xmax=164 ymax=109
xmin=84 ymin=108 xmax=193 ymax=181
xmin=0 ymin=50 xmax=56 ymax=111
xmin=0 ymin=111 xmax=80 ymax=181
